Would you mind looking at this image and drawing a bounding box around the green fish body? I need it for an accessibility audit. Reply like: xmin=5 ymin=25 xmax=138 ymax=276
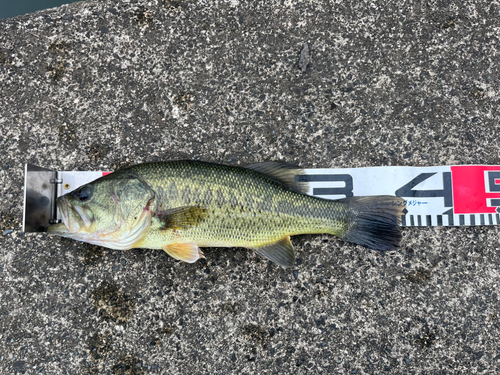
xmin=49 ymin=161 xmax=405 ymax=267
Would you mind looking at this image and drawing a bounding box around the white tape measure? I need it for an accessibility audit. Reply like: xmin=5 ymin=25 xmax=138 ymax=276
xmin=301 ymin=165 xmax=500 ymax=227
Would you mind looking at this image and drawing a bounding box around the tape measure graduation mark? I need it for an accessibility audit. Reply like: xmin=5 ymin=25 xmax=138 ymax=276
xmin=300 ymin=165 xmax=500 ymax=227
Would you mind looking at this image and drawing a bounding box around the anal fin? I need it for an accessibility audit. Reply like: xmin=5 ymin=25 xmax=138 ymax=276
xmin=252 ymin=236 xmax=296 ymax=268
xmin=163 ymin=242 xmax=204 ymax=263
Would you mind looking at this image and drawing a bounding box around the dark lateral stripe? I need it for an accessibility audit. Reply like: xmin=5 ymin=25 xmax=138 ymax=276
xmin=410 ymin=215 xmax=415 ymax=226
xmin=470 ymin=215 xmax=476 ymax=226
xmin=459 ymin=215 xmax=465 ymax=225
xmin=401 ymin=215 xmax=407 ymax=226
xmin=417 ymin=215 xmax=422 ymax=226
xmin=497 ymin=214 xmax=500 ymax=224
xmin=480 ymin=214 xmax=485 ymax=225
xmin=488 ymin=214 xmax=493 ymax=225
xmin=426 ymin=215 xmax=432 ymax=226
xmin=437 ymin=215 xmax=443 ymax=226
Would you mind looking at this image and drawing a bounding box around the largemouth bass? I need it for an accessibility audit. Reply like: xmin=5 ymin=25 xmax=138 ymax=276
xmin=48 ymin=161 xmax=406 ymax=267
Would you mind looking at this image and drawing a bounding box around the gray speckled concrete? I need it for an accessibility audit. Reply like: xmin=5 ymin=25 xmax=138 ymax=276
xmin=1 ymin=0 xmax=500 ymax=373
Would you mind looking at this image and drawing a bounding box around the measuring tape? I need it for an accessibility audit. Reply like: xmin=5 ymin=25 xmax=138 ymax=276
xmin=301 ymin=165 xmax=500 ymax=227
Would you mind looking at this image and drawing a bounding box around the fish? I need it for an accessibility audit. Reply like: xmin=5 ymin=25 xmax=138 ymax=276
xmin=48 ymin=160 xmax=406 ymax=268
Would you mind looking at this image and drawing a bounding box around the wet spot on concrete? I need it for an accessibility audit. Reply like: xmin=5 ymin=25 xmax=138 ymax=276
xmin=45 ymin=61 xmax=66 ymax=81
xmin=441 ymin=18 xmax=456 ymax=29
xmin=46 ymin=41 xmax=68 ymax=81
xmin=87 ymin=332 xmax=113 ymax=361
xmin=92 ymin=281 xmax=135 ymax=324
xmin=407 ymin=268 xmax=432 ymax=284
xmin=134 ymin=6 xmax=153 ymax=27
xmin=82 ymin=245 xmax=106 ymax=266
xmin=416 ymin=329 xmax=437 ymax=348
xmin=242 ymin=323 xmax=269 ymax=346
xmin=470 ymin=87 xmax=485 ymax=101
xmin=87 ymin=143 xmax=111 ymax=163
xmin=220 ymin=301 xmax=240 ymax=314
xmin=1 ymin=211 xmax=19 ymax=231
xmin=159 ymin=325 xmax=175 ymax=335
xmin=112 ymin=354 xmax=145 ymax=375
xmin=48 ymin=40 xmax=68 ymax=54
xmin=173 ymin=91 xmax=194 ymax=111
xmin=0 ymin=48 xmax=11 ymax=65
xmin=315 ymin=288 xmax=329 ymax=298
xmin=149 ymin=324 xmax=175 ymax=346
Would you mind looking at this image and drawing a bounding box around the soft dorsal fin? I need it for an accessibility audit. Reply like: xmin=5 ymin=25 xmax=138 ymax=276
xmin=245 ymin=161 xmax=308 ymax=194
xmin=156 ymin=206 xmax=209 ymax=230
xmin=163 ymin=242 xmax=205 ymax=263
xmin=252 ymin=236 xmax=296 ymax=268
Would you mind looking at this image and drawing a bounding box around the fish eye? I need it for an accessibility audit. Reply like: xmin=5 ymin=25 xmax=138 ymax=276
xmin=77 ymin=185 xmax=93 ymax=202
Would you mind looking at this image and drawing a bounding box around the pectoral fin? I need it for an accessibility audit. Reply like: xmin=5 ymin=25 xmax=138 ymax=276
xmin=156 ymin=206 xmax=209 ymax=230
xmin=252 ymin=236 xmax=296 ymax=268
xmin=163 ymin=242 xmax=205 ymax=263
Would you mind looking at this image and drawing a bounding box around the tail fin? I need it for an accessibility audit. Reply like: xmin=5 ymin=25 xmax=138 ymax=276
xmin=340 ymin=196 xmax=406 ymax=251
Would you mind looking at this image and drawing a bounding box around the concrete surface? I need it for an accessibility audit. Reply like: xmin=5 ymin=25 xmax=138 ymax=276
xmin=1 ymin=0 xmax=500 ymax=373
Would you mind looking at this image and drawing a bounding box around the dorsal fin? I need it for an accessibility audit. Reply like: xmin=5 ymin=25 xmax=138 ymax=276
xmin=245 ymin=161 xmax=308 ymax=194
xmin=252 ymin=236 xmax=296 ymax=268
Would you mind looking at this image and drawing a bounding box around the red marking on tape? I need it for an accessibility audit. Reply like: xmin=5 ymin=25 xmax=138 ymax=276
xmin=102 ymin=172 xmax=112 ymax=176
xmin=451 ymin=166 xmax=500 ymax=214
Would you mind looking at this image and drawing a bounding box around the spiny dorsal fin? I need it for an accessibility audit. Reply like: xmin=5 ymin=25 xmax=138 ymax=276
xmin=156 ymin=206 xmax=209 ymax=230
xmin=163 ymin=242 xmax=204 ymax=263
xmin=252 ymin=236 xmax=296 ymax=268
xmin=245 ymin=161 xmax=308 ymax=194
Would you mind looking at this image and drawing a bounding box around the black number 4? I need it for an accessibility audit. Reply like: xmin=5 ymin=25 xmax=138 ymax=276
xmin=395 ymin=172 xmax=453 ymax=207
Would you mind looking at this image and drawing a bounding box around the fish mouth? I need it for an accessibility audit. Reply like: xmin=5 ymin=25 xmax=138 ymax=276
xmin=48 ymin=196 xmax=93 ymax=235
